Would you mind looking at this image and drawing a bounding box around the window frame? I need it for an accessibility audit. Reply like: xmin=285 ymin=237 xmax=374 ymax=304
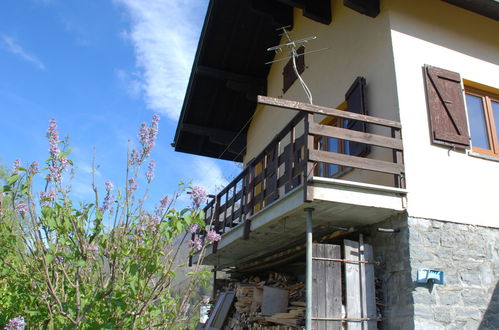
xmin=464 ymin=86 xmax=499 ymax=157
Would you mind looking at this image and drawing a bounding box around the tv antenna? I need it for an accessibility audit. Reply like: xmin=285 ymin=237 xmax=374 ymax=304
xmin=266 ymin=26 xmax=327 ymax=105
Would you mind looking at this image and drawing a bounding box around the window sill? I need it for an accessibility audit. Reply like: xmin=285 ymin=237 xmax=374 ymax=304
xmin=468 ymin=151 xmax=499 ymax=163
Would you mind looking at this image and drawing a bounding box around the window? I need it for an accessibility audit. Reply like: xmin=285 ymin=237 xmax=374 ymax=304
xmin=465 ymin=87 xmax=499 ymax=157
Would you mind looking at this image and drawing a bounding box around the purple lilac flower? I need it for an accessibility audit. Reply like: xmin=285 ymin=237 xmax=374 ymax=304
xmin=86 ymin=245 xmax=98 ymax=252
xmin=40 ymin=189 xmax=56 ymax=207
xmin=45 ymin=119 xmax=69 ymax=184
xmin=145 ymin=160 xmax=155 ymax=181
xmin=191 ymin=186 xmax=207 ymax=209
xmin=16 ymin=201 xmax=28 ymax=217
xmin=46 ymin=119 xmax=60 ymax=158
xmin=29 ymin=161 xmax=39 ymax=174
xmin=105 ymin=180 xmax=114 ymax=192
xmin=128 ymin=177 xmax=138 ymax=192
xmin=189 ymin=223 xmax=199 ymax=234
xmin=12 ymin=159 xmax=22 ymax=173
xmin=5 ymin=316 xmax=25 ymax=330
xmin=100 ymin=181 xmax=114 ymax=213
xmin=206 ymin=230 xmax=221 ymax=243
xmin=149 ymin=214 xmax=160 ymax=229
xmin=129 ymin=148 xmax=139 ymax=165
xmin=132 ymin=115 xmax=160 ymax=165
xmin=189 ymin=236 xmax=203 ymax=251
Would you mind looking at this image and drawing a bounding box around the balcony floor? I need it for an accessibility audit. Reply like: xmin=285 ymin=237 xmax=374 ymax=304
xmin=196 ymin=177 xmax=407 ymax=269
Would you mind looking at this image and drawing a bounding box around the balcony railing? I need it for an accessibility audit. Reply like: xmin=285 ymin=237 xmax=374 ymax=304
xmin=201 ymin=96 xmax=404 ymax=248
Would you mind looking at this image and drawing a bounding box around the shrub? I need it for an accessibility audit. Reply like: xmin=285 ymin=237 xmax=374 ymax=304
xmin=0 ymin=116 xmax=218 ymax=328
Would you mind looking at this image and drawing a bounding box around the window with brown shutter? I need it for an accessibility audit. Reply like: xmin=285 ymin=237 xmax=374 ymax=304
xmin=345 ymin=76 xmax=370 ymax=157
xmin=424 ymin=65 xmax=471 ymax=148
xmin=282 ymin=46 xmax=305 ymax=94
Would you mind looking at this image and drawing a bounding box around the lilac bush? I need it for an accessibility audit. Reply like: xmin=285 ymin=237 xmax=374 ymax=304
xmin=0 ymin=115 xmax=214 ymax=328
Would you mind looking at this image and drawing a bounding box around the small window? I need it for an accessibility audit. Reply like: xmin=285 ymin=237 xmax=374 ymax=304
xmin=464 ymin=87 xmax=499 ymax=157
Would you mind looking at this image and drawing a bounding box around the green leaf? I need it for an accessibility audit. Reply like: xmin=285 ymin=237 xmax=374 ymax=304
xmin=2 ymin=185 xmax=11 ymax=192
xmin=46 ymin=254 xmax=55 ymax=265
xmin=76 ymin=259 xmax=86 ymax=267
xmin=7 ymin=174 xmax=20 ymax=185
xmin=184 ymin=213 xmax=192 ymax=225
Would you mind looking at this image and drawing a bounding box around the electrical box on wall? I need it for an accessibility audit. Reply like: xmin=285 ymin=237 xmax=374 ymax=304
xmin=416 ymin=268 xmax=445 ymax=285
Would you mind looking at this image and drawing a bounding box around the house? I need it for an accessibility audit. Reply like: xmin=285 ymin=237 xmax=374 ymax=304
xmin=173 ymin=0 xmax=499 ymax=328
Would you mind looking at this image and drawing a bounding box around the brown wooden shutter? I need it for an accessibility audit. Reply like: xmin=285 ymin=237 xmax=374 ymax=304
xmin=345 ymin=76 xmax=370 ymax=157
xmin=282 ymin=46 xmax=305 ymax=93
xmin=424 ymin=65 xmax=470 ymax=148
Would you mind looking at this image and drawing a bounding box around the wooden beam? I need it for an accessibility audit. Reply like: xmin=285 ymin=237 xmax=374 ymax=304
xmin=181 ymin=123 xmax=245 ymax=151
xmin=309 ymin=122 xmax=404 ymax=150
xmin=181 ymin=123 xmax=238 ymax=138
xmin=309 ymin=149 xmax=404 ymax=175
xmin=344 ymin=0 xmax=380 ymax=18
xmin=196 ymin=65 xmax=266 ymax=87
xmin=257 ymin=95 xmax=402 ymax=129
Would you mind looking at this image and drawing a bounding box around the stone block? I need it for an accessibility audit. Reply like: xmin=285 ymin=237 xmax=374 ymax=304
xmin=414 ymin=304 xmax=433 ymax=319
xmin=438 ymin=290 xmax=461 ymax=305
xmin=411 ymin=247 xmax=434 ymax=261
xmin=463 ymin=319 xmax=480 ymax=330
xmin=454 ymin=307 xmax=481 ymax=321
xmin=432 ymin=306 xmax=453 ymax=323
xmin=445 ymin=322 xmax=465 ymax=330
xmin=413 ymin=288 xmax=436 ymax=305
xmin=460 ymin=272 xmax=482 ymax=286
xmin=414 ymin=319 xmax=445 ymax=330
xmin=424 ymin=231 xmax=441 ymax=246
xmin=461 ymin=288 xmax=488 ymax=305
xmin=440 ymin=235 xmax=457 ymax=248
xmin=432 ymin=220 xmax=443 ymax=229
xmin=410 ymin=217 xmax=432 ymax=229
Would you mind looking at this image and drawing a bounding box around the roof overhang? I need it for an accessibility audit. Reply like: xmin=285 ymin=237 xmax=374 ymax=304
xmin=173 ymin=0 xmax=335 ymax=162
xmin=173 ymin=0 xmax=293 ymax=161
xmin=442 ymin=0 xmax=499 ymax=21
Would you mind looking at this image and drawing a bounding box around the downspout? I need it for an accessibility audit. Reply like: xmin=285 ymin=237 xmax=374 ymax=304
xmin=305 ymin=207 xmax=314 ymax=330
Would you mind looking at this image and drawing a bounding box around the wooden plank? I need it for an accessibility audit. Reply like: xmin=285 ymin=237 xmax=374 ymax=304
xmin=344 ymin=240 xmax=361 ymax=330
xmin=205 ymin=291 xmax=236 ymax=330
xmin=324 ymin=244 xmax=342 ymax=330
xmin=312 ymin=244 xmax=320 ymax=330
xmin=317 ymin=244 xmax=326 ymax=330
xmin=363 ymin=242 xmax=377 ymax=330
xmin=304 ymin=114 xmax=315 ymax=202
xmin=392 ymin=128 xmax=405 ymax=188
xmin=309 ymin=149 xmax=404 ymax=175
xmin=310 ymin=122 xmax=403 ymax=150
xmin=258 ymin=95 xmax=402 ymax=129
xmin=261 ymin=286 xmax=289 ymax=316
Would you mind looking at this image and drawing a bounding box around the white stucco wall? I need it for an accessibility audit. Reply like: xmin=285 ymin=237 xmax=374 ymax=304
xmin=388 ymin=0 xmax=499 ymax=227
xmin=244 ymin=0 xmax=400 ymax=189
xmin=244 ymin=0 xmax=499 ymax=228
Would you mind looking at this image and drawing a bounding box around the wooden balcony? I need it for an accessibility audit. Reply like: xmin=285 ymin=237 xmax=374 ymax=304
xmin=195 ymin=96 xmax=407 ymax=268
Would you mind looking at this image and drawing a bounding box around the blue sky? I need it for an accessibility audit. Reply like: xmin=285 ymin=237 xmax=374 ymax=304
xmin=0 ymin=0 xmax=239 ymax=207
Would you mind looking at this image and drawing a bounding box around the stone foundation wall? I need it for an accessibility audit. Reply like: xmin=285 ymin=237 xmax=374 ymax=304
xmin=408 ymin=217 xmax=499 ymax=330
xmin=366 ymin=215 xmax=499 ymax=329
xmin=367 ymin=214 xmax=414 ymax=329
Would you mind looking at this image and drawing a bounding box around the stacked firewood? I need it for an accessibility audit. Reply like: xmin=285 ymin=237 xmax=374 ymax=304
xmin=224 ymin=272 xmax=305 ymax=329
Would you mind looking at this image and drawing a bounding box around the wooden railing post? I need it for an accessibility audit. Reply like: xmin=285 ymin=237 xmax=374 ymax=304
xmin=391 ymin=127 xmax=405 ymax=188
xmin=304 ymin=113 xmax=315 ymax=202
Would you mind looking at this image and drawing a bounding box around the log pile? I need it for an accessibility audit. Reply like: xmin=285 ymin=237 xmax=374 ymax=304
xmin=224 ymin=272 xmax=305 ymax=329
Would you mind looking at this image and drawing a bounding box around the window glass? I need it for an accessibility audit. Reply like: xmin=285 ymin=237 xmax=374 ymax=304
xmin=465 ymin=94 xmax=490 ymax=149
xmin=327 ymin=137 xmax=339 ymax=176
xmin=492 ymin=100 xmax=499 ymax=140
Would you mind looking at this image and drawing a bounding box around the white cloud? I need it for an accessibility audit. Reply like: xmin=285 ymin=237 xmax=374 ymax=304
xmin=114 ymin=0 xmax=208 ymax=120
xmin=115 ymin=68 xmax=142 ymax=98
xmin=0 ymin=35 xmax=46 ymax=70
xmin=189 ymin=158 xmax=229 ymax=195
